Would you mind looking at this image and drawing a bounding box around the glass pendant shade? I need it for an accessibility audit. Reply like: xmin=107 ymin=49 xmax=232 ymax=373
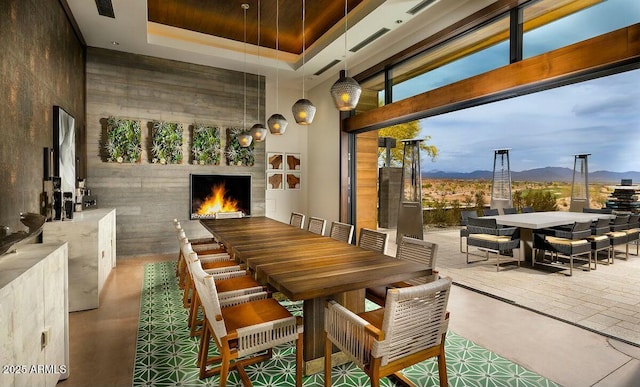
xmin=238 ymin=132 xmax=253 ymax=147
xmin=250 ymin=124 xmax=267 ymax=142
xmin=267 ymin=113 xmax=288 ymax=135
xmin=331 ymin=76 xmax=362 ymax=111
xmin=292 ymin=98 xmax=316 ymax=125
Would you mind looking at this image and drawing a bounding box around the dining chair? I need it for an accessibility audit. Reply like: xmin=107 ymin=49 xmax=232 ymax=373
xmin=608 ymin=214 xmax=630 ymax=261
xmin=587 ymin=217 xmax=612 ymax=268
xmin=623 ymin=214 xmax=640 ymax=256
xmin=482 ymin=208 xmax=499 ymax=216
xmin=307 ymin=216 xmax=327 ymax=235
xmin=187 ymin=251 xmax=266 ymax=337
xmin=325 ymin=277 xmax=452 ymax=387
xmin=366 ymin=236 xmax=438 ymax=307
xmin=459 ymin=210 xmax=478 ymax=253
xmin=466 ymin=217 xmax=520 ymax=271
xmin=521 ymin=206 xmax=534 ymax=213
xmin=329 ymin=221 xmax=354 ymax=244
xmin=502 ymin=207 xmax=517 ymax=215
xmin=197 ymin=272 xmax=303 ymax=386
xmin=175 ymin=225 xmax=231 ymax=290
xmin=289 ymin=212 xmax=306 ymax=229
xmin=179 ymin=237 xmax=244 ymax=308
xmin=175 ymin=221 xmax=227 ymax=279
xmin=534 ymin=221 xmax=593 ymax=275
xmin=357 ymin=228 xmax=389 ymax=255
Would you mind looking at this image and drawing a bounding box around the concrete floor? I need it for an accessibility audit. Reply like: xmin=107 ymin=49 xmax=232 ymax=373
xmin=58 ymin=237 xmax=640 ymax=386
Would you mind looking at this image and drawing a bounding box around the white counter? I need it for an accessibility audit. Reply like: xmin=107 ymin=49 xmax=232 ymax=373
xmin=43 ymin=208 xmax=116 ymax=311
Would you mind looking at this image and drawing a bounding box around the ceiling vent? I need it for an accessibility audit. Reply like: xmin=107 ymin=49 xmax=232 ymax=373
xmin=407 ymin=0 xmax=439 ymax=15
xmin=314 ymin=59 xmax=342 ymax=76
xmin=95 ymin=0 xmax=115 ymax=18
xmin=350 ymin=28 xmax=390 ymax=53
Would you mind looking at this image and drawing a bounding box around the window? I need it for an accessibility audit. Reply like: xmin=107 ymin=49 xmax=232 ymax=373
xmin=391 ymin=14 xmax=510 ymax=103
xmin=523 ymin=0 xmax=640 ymax=59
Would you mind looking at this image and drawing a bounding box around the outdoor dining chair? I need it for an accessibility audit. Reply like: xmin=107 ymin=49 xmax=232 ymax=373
xmin=466 ymin=216 xmax=521 ymax=271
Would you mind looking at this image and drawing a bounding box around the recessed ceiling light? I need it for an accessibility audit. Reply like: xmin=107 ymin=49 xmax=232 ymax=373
xmin=396 ymin=19 xmax=403 ymax=24
xmin=111 ymin=41 xmax=120 ymax=46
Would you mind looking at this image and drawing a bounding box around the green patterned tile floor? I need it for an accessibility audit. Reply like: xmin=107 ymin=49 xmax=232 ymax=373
xmin=133 ymin=261 xmax=561 ymax=387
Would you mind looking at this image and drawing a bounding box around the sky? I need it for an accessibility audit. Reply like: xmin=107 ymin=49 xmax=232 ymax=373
xmin=392 ymin=0 xmax=640 ymax=173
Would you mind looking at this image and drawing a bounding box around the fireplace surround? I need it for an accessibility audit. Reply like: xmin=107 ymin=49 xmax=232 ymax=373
xmin=190 ymin=174 xmax=251 ymax=219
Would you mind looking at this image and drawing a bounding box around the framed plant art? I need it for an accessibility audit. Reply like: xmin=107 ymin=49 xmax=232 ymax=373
xmin=151 ymin=121 xmax=183 ymax=164
xmin=191 ymin=123 xmax=221 ymax=165
xmin=225 ymin=128 xmax=255 ymax=166
xmin=105 ymin=116 xmax=142 ymax=163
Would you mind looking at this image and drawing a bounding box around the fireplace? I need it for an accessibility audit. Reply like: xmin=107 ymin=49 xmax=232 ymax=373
xmin=190 ymin=174 xmax=251 ymax=219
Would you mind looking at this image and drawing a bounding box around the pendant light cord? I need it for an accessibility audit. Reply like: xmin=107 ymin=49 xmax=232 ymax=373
xmin=344 ymin=0 xmax=348 ymax=74
xmin=302 ymin=0 xmax=306 ymax=99
xmin=275 ymin=0 xmax=279 ymax=111
xmin=256 ymin=0 xmax=260 ymax=122
xmin=243 ymin=4 xmax=248 ymax=131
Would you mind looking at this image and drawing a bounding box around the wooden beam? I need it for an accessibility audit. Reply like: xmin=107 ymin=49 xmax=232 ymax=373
xmin=345 ymin=24 xmax=640 ymax=133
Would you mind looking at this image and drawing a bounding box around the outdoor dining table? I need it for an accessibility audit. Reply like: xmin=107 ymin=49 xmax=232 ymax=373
xmin=200 ymin=216 xmax=431 ymax=374
xmin=485 ymin=211 xmax=615 ymax=261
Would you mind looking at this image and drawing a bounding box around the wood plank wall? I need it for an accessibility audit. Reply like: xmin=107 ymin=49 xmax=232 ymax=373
xmin=86 ymin=48 xmax=265 ymax=257
xmin=355 ymin=131 xmax=379 ymax=242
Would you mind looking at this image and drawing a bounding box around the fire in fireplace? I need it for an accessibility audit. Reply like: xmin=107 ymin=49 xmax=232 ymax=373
xmin=190 ymin=174 xmax=251 ymax=219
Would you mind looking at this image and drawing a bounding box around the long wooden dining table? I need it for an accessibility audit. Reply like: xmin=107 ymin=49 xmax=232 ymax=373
xmin=200 ymin=216 xmax=431 ymax=373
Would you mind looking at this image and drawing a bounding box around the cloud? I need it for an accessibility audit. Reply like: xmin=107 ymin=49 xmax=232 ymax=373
xmin=419 ymin=69 xmax=640 ymax=173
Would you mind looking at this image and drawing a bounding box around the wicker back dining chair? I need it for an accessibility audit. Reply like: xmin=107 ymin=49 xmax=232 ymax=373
xmin=357 ymin=228 xmax=389 ymax=255
xmin=307 ymin=216 xmax=327 ymax=235
xmin=197 ymin=272 xmax=303 ymax=386
xmin=329 ymin=221 xmax=354 ymax=244
xmin=366 ymin=236 xmax=438 ymax=306
xmin=186 ymin=250 xmax=266 ymax=337
xmin=325 ymin=277 xmax=452 ymax=387
xmin=459 ymin=210 xmax=478 ymax=253
xmin=289 ymin=212 xmax=306 ymax=229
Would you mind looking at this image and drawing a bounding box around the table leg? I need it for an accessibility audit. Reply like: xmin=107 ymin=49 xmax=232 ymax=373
xmin=520 ymin=228 xmax=533 ymax=262
xmin=302 ymin=289 xmax=364 ymax=375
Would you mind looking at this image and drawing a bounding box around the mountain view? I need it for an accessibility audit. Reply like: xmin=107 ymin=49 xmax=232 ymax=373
xmin=424 ymin=167 xmax=640 ymax=184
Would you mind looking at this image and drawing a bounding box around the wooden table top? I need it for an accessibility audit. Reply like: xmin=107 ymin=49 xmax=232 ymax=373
xmin=201 ymin=217 xmax=431 ymax=301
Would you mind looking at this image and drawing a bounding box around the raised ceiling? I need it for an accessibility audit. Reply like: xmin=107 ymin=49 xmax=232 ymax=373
xmin=65 ymin=0 xmax=496 ymax=87
xmin=147 ymin=0 xmax=365 ymax=55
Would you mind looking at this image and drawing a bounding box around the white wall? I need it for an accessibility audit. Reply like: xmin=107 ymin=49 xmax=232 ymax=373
xmin=263 ymin=73 xmax=342 ymax=232
xmin=264 ymin=79 xmax=308 ymax=224
xmin=306 ymin=77 xmax=342 ymax=229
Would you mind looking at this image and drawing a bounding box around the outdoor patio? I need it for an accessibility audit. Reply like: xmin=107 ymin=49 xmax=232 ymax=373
xmin=384 ymin=227 xmax=640 ymax=347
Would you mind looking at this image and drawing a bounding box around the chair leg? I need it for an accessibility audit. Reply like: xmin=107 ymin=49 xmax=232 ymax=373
xmin=324 ymin=333 xmax=332 ymax=387
xmin=437 ymin=345 xmax=448 ymax=387
xmin=296 ymin=333 xmax=303 ymax=387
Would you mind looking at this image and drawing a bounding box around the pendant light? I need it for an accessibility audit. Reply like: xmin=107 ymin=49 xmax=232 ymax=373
xmin=292 ymin=0 xmax=316 ymax=125
xmin=267 ymin=0 xmax=288 ymax=135
xmin=239 ymin=3 xmax=253 ymax=148
xmin=250 ymin=0 xmax=268 ymax=142
xmin=331 ymin=0 xmax=362 ymax=111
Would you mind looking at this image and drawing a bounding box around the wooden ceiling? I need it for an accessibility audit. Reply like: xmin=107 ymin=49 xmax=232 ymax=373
xmin=147 ymin=0 xmax=365 ymax=55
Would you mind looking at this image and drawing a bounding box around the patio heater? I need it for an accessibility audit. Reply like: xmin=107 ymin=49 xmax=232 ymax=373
xmin=396 ymin=139 xmax=424 ymax=241
xmin=490 ymin=149 xmax=513 ymax=213
xmin=569 ymin=154 xmax=590 ymax=212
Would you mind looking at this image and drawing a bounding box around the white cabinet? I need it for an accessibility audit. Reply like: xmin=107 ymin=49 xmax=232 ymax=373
xmin=43 ymin=208 xmax=116 ymax=312
xmin=0 ymin=243 xmax=69 ymax=386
